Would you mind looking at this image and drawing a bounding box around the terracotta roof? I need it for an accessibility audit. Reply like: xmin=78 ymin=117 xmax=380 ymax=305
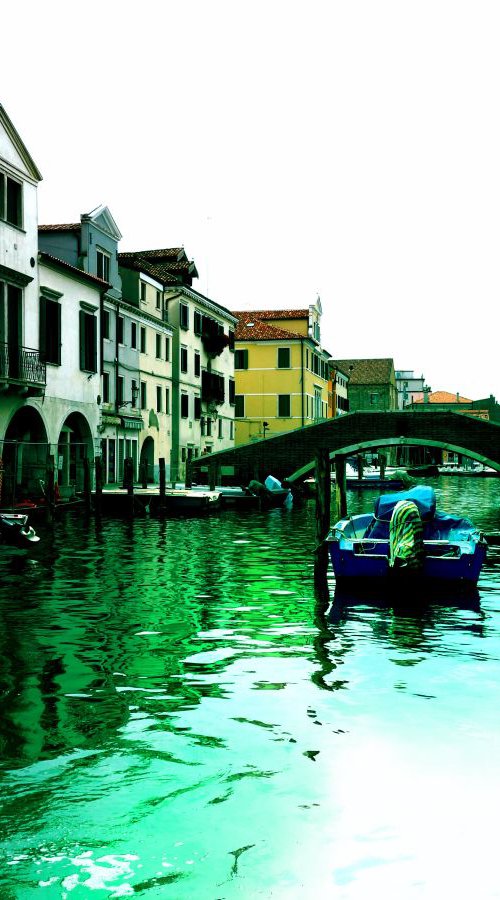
xmin=235 ymin=318 xmax=304 ymax=341
xmin=333 ymin=358 xmax=395 ymax=385
xmin=118 ymin=249 xmax=198 ymax=282
xmin=232 ymin=309 xmax=309 ymax=320
xmin=38 ymin=251 xmax=109 ymax=288
xmin=118 ymin=255 xmax=172 ymax=286
xmin=39 ymin=223 xmax=80 ymax=231
xmin=119 ymin=248 xmax=186 ymax=261
xmin=414 ymin=391 xmax=472 ymax=404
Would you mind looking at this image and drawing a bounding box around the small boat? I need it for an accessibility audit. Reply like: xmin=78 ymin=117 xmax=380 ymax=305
xmin=328 ymin=485 xmax=487 ymax=587
xmin=0 ymin=513 xmax=40 ymax=546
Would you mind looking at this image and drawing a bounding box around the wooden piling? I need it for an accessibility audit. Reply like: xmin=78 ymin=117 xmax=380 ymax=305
xmin=314 ymin=449 xmax=331 ymax=588
xmin=159 ymin=457 xmax=166 ymax=514
xmin=334 ymin=455 xmax=347 ymax=520
xmin=46 ymin=455 xmax=55 ymax=523
xmin=185 ymin=460 xmax=193 ymax=489
xmin=209 ymin=462 xmax=217 ymax=492
xmin=379 ymin=451 xmax=386 ymax=480
xmin=83 ymin=457 xmax=92 ymax=513
xmin=357 ymin=453 xmax=364 ymax=481
xmin=124 ymin=457 xmax=134 ymax=517
xmin=94 ymin=456 xmax=103 ymax=518
xmin=140 ymin=460 xmax=148 ymax=489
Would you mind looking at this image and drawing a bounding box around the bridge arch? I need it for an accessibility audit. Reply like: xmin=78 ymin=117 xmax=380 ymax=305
xmin=189 ymin=411 xmax=500 ymax=485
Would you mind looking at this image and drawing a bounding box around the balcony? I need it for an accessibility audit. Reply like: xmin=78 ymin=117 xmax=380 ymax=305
xmin=0 ymin=343 xmax=46 ymax=395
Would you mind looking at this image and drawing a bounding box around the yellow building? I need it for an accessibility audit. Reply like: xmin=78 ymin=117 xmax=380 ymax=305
xmin=233 ymin=301 xmax=332 ymax=444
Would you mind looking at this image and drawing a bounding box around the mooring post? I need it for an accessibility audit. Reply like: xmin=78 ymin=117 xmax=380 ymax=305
xmin=159 ymin=457 xmax=166 ymax=514
xmin=140 ymin=460 xmax=148 ymax=489
xmin=379 ymin=451 xmax=386 ymax=480
xmin=357 ymin=453 xmax=364 ymax=481
xmin=314 ymin=449 xmax=331 ymax=587
xmin=83 ymin=456 xmax=92 ymax=513
xmin=209 ymin=462 xmax=217 ymax=492
xmin=334 ymin=454 xmax=347 ymax=520
xmin=185 ymin=460 xmax=193 ymax=489
xmin=94 ymin=456 xmax=103 ymax=518
xmin=124 ymin=456 xmax=134 ymax=517
xmin=46 ymin=455 xmax=55 ymax=523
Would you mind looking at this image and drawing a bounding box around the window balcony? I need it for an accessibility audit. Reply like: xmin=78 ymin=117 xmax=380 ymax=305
xmin=0 ymin=343 xmax=46 ymax=394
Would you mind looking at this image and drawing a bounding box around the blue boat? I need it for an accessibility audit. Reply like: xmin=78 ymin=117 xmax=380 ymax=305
xmin=328 ymin=486 xmax=487 ymax=586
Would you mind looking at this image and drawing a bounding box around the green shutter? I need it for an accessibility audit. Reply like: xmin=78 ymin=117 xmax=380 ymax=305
xmin=39 ymin=296 xmax=47 ymax=361
xmin=56 ymin=302 xmax=62 ymax=365
xmin=92 ymin=314 xmax=97 ymax=372
xmin=79 ymin=310 xmax=86 ymax=370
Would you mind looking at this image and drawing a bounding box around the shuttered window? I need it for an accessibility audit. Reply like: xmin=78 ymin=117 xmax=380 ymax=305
xmin=40 ymin=296 xmax=61 ymax=365
xmin=79 ymin=310 xmax=97 ymax=372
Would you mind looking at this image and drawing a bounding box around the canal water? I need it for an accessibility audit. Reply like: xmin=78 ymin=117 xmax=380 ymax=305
xmin=1 ymin=477 xmax=500 ymax=899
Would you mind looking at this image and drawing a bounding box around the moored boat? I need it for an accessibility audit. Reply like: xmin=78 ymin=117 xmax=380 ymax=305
xmin=328 ymin=485 xmax=487 ymax=587
xmin=0 ymin=513 xmax=40 ymax=546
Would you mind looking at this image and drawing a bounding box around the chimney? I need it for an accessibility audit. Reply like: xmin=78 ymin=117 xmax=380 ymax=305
xmin=456 ymin=392 xmax=460 ymax=402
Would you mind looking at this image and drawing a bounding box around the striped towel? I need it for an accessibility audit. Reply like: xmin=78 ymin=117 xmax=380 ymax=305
xmin=389 ymin=500 xmax=424 ymax=570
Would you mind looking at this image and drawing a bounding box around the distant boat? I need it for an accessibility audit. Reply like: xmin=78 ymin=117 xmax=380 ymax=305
xmin=0 ymin=513 xmax=40 ymax=546
xmin=328 ymin=485 xmax=487 ymax=587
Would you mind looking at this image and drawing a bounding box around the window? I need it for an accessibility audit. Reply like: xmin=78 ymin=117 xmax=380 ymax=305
xmin=140 ymin=381 xmax=147 ymax=409
xmin=180 ymin=303 xmax=189 ymax=329
xmin=201 ymin=417 xmax=206 ymax=436
xmin=229 ymin=378 xmax=235 ymax=405
xmin=181 ymin=447 xmax=186 ymax=463
xmin=230 ymin=420 xmax=234 ymax=440
xmin=131 ymin=379 xmax=137 ymax=406
xmin=39 ymin=295 xmax=61 ymax=365
xmin=228 ymin=330 xmax=235 ymax=351
xmin=156 ymin=290 xmax=161 ymax=310
xmin=180 ymin=346 xmax=188 ymax=373
xmin=181 ymin=393 xmax=189 ymax=418
xmin=194 ymin=310 xmax=202 ymax=335
xmin=102 ymin=309 xmax=110 ymax=340
xmin=235 ymin=395 xmax=245 ymax=417
xmin=235 ymin=349 xmax=248 ymax=369
xmin=278 ymin=394 xmax=291 ymax=417
xmin=117 ymin=376 xmax=124 ymax=405
xmin=79 ymin=309 xmax=97 ymax=372
xmin=278 ymin=347 xmax=290 ymax=369
xmin=165 ymin=387 xmax=170 ymax=414
xmin=165 ymin=337 xmax=170 ymax=361
xmin=140 ymin=326 xmax=146 ymax=353
xmin=194 ymin=351 xmax=200 ymax=377
xmin=370 ymin=393 xmax=379 ymax=405
xmin=102 ymin=372 xmax=110 ymax=403
xmin=156 ymin=334 xmax=162 ymax=358
xmin=0 ymin=172 xmax=22 ymax=227
xmin=131 ymin=322 xmax=137 ymax=349
xmin=156 ymin=385 xmax=162 ymax=412
xmin=117 ymin=316 xmax=124 ymax=345
xmin=140 ymin=282 xmax=146 ymax=303
xmin=218 ymin=418 xmax=223 ymax=439
xmin=194 ymin=396 xmax=201 ymax=419
xmin=96 ymin=249 xmax=110 ymax=282
xmin=206 ymin=417 xmax=212 ymax=437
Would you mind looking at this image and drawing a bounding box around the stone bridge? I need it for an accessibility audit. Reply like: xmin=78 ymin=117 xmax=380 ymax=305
xmin=190 ymin=410 xmax=500 ymax=485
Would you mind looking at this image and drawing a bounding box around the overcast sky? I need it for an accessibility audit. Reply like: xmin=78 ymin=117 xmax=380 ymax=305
xmin=3 ymin=1 xmax=499 ymax=400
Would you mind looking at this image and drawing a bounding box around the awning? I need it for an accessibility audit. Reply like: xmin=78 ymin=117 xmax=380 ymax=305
xmin=121 ymin=415 xmax=143 ymax=431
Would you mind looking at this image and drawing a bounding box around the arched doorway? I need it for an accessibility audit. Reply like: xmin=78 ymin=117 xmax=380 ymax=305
xmin=139 ymin=436 xmax=155 ymax=485
xmin=2 ymin=406 xmax=48 ymax=506
xmin=57 ymin=413 xmax=93 ymax=497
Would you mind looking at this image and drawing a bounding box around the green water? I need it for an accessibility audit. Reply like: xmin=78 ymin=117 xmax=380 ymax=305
xmin=1 ymin=478 xmax=500 ymax=899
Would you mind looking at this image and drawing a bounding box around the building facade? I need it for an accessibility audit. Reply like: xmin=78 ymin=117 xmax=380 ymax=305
xmin=333 ymin=358 xmax=398 ymax=413
xmin=395 ymin=369 xmax=428 ymax=409
xmin=232 ymin=301 xmax=333 ymax=444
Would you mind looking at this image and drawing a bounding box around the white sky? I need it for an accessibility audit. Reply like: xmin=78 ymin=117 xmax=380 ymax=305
xmin=3 ymin=1 xmax=499 ymax=400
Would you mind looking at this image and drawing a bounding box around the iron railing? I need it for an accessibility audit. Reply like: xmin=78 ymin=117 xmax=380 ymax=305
xmin=0 ymin=343 xmax=46 ymax=386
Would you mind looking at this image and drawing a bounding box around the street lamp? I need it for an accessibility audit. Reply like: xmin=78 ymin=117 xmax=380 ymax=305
xmin=263 ymin=421 xmax=269 ymax=439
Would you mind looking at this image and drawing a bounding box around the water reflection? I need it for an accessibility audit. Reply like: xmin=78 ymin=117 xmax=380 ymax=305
xmin=0 ymin=479 xmax=499 ymax=898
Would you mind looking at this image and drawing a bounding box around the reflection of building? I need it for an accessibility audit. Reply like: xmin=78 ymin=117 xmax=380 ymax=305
xmin=232 ymin=300 xmax=332 ymax=444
